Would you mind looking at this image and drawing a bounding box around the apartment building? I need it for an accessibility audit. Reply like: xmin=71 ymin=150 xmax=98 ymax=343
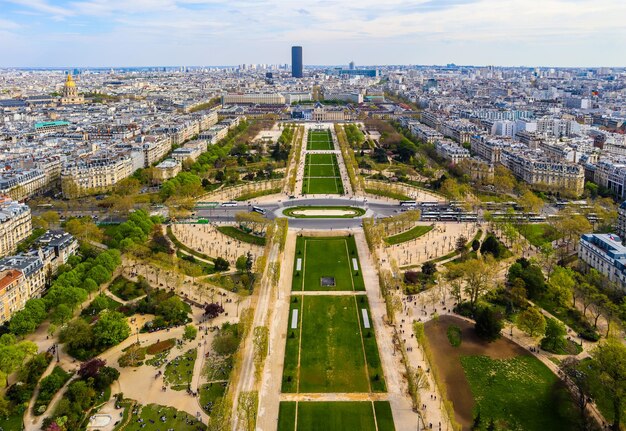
xmin=578 ymin=233 xmax=626 ymax=291
xmin=0 ymin=197 xmax=32 ymax=258
xmin=0 ymin=255 xmax=45 ymax=324
xmin=222 ymin=93 xmax=285 ymax=105
xmin=61 ymin=154 xmax=135 ymax=197
xmin=435 ymin=140 xmax=470 ymax=164
xmin=0 ymin=169 xmax=47 ymax=200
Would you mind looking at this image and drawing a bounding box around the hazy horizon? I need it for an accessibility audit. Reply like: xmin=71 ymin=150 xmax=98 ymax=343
xmin=1 ymin=0 xmax=625 ymax=68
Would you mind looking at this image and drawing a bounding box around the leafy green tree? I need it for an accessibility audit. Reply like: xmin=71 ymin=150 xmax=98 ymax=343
xmin=82 ymin=278 xmax=98 ymax=293
xmin=548 ymin=266 xmax=575 ymax=308
xmin=8 ymin=309 xmax=37 ymax=336
xmin=60 ymin=319 xmax=93 ymax=351
xmin=93 ymin=311 xmax=130 ymax=348
xmin=214 ymin=257 xmax=230 ymax=272
xmin=474 ymin=307 xmax=503 ymax=342
xmin=156 ymin=296 xmax=187 ymax=323
xmin=517 ymin=307 xmax=546 ymax=337
xmin=183 ymin=324 xmax=197 ymax=341
xmin=589 ymin=338 xmax=626 ymax=431
xmin=541 ymin=318 xmax=566 ymax=352
xmin=86 ymin=265 xmax=111 ymax=285
xmin=51 ymin=304 xmax=73 ymax=326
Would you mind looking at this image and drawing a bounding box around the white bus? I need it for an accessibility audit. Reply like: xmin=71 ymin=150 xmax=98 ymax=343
xmin=221 ymin=201 xmax=238 ymax=207
xmin=399 ymin=200 xmax=417 ymax=207
xmin=252 ymin=206 xmax=266 ymax=215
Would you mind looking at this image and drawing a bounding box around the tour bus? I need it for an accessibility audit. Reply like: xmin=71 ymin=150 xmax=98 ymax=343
xmin=221 ymin=201 xmax=238 ymax=207
xmin=399 ymin=200 xmax=417 ymax=207
xmin=420 ymin=201 xmax=439 ymax=208
xmin=252 ymin=206 xmax=266 ymax=215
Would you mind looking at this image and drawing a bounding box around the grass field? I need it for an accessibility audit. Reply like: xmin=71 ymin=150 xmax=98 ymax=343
xmin=303 ymin=153 xmax=344 ymax=194
xmin=292 ymin=236 xmax=364 ymax=291
xmin=307 ymin=129 xmax=334 ymax=150
xmin=277 ymin=401 xmax=395 ymax=431
xmin=121 ymin=403 xmax=206 ymax=431
xmin=385 ymin=224 xmax=433 ymax=245
xmin=461 ymin=355 xmax=579 ymax=430
xmin=284 ymin=295 xmax=387 ymax=393
xmin=516 ymin=223 xmax=562 ymax=247
xmin=216 ymin=225 xmax=266 ymax=246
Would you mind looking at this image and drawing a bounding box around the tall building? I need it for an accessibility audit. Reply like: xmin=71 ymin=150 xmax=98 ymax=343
xmin=0 ymin=197 xmax=32 ymax=258
xmin=292 ymin=46 xmax=303 ymax=78
xmin=349 ymin=61 xmax=355 ymax=70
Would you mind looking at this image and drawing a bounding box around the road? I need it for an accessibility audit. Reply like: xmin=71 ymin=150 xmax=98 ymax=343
xmin=231 ymin=242 xmax=280 ymax=431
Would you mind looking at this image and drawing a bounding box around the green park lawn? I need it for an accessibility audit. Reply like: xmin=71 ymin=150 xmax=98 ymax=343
xmin=307 ymin=162 xmax=337 ymax=177
xmin=307 ymin=130 xmax=333 ymax=150
xmin=516 ymin=223 xmax=561 ymax=247
xmin=303 ymin=176 xmax=344 ymax=194
xmin=292 ymin=236 xmax=364 ymax=291
xmin=284 ymin=295 xmax=369 ymax=393
xmin=216 ymin=225 xmax=266 ymax=246
xmin=164 ymin=348 xmax=197 ymax=391
xmin=385 ymin=225 xmax=433 ymax=245
xmin=306 ymin=153 xmax=335 ymax=165
xmin=460 ymin=355 xmax=579 ymax=430
xmin=121 ymin=403 xmax=206 ymax=431
xmin=278 ymin=401 xmax=395 ymax=431
xmin=357 ymin=296 xmax=386 ymax=392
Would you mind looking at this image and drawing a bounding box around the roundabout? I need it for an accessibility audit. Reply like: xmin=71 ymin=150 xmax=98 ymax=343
xmin=281 ymin=205 xmax=366 ymax=218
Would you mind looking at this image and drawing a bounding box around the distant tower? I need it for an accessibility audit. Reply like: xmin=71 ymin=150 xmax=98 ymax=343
xmin=292 ymin=46 xmax=303 ymax=78
xmin=349 ymin=61 xmax=355 ymax=70
xmin=60 ymin=72 xmax=84 ymax=105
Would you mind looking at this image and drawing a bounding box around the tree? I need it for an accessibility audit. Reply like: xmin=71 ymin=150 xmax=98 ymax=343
xmin=51 ymin=304 xmax=73 ymax=326
xmin=93 ymin=311 xmax=130 ymax=348
xmin=541 ymin=318 xmax=566 ymax=352
xmin=60 ymin=319 xmax=93 ymax=351
xmin=455 ymin=235 xmax=468 ymax=253
xmin=183 ymin=324 xmax=197 ymax=341
xmin=480 ymin=235 xmax=502 ymax=258
xmin=547 ymin=266 xmax=575 ymax=308
xmin=78 ymin=358 xmax=106 ymax=379
xmin=559 ymin=357 xmax=591 ymax=430
xmin=517 ymin=307 xmax=546 ymax=337
xmin=519 ymin=190 xmax=544 ymax=213
xmin=474 ymin=307 xmax=503 ymax=342
xmin=421 ymin=261 xmax=437 ymax=276
xmin=589 ymin=338 xmax=626 ymax=431
xmin=8 ymin=309 xmax=37 ymax=336
xmin=156 ymin=296 xmax=187 ymax=323
xmin=205 ymin=303 xmax=225 ymax=319
xmin=471 ymin=239 xmax=480 ymax=252
xmin=236 ymin=255 xmax=248 ymax=273
xmin=460 ymin=257 xmax=495 ymax=308
xmin=238 ymin=391 xmax=258 ymax=431
xmin=214 ymin=257 xmax=230 ymax=271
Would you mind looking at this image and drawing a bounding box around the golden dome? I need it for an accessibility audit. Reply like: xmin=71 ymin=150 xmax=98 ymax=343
xmin=65 ymin=73 xmax=76 ymax=87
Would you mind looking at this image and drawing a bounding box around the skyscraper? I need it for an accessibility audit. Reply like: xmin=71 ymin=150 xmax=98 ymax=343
xmin=291 ymin=46 xmax=303 ymax=78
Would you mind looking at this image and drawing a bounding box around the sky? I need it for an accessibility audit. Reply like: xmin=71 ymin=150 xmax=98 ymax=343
xmin=0 ymin=0 xmax=625 ymax=68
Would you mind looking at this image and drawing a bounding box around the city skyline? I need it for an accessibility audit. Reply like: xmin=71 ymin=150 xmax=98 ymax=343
xmin=1 ymin=0 xmax=625 ymax=68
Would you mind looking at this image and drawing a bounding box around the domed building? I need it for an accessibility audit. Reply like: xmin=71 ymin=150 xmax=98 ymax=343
xmin=60 ymin=72 xmax=84 ymax=105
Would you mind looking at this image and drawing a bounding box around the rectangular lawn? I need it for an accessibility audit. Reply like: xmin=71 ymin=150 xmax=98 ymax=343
xmin=277 ymin=401 xmax=377 ymax=431
xmin=293 ymin=236 xmax=364 ymax=291
xmin=307 ymin=130 xmax=333 ymax=150
xmin=298 ymin=295 xmax=369 ymax=392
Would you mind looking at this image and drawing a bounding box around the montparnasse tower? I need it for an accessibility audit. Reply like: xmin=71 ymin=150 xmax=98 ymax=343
xmin=60 ymin=72 xmax=84 ymax=105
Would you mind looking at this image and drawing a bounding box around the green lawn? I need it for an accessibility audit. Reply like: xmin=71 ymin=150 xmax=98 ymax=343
xmin=297 ymin=296 xmax=369 ymax=393
xmin=307 ymin=163 xmax=337 ymax=177
xmin=292 ymin=236 xmax=364 ymax=291
xmin=278 ymin=402 xmax=297 ymax=431
xmin=357 ymin=296 xmax=386 ymax=392
xmin=364 ymin=188 xmax=412 ymax=201
xmin=199 ymin=382 xmax=227 ymax=415
xmin=374 ymin=401 xmax=396 ymax=431
xmin=307 ymin=130 xmax=333 ymax=150
xmin=277 ymin=402 xmax=378 ymax=431
xmin=216 ymin=225 xmax=266 ymax=246
xmin=516 ymin=223 xmax=562 ymax=247
xmin=121 ymin=403 xmax=206 ymax=431
xmin=303 ymin=153 xmax=344 ymax=194
xmin=164 ymin=349 xmax=197 ymax=391
xmin=303 ymin=176 xmax=344 ymax=194
xmin=385 ymin=224 xmax=433 ymax=245
xmin=282 ymin=298 xmax=302 ymax=393
xmin=461 ymin=355 xmax=579 ymax=430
